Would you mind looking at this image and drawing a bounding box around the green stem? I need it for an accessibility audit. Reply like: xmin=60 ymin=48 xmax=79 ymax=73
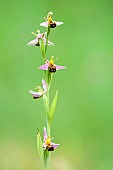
xmin=43 ymin=150 xmax=50 ymax=170
xmin=45 ymin=26 xmax=50 ymax=54
xmin=47 ymin=83 xmax=50 ymax=136
xmin=45 ymin=34 xmax=48 ymax=54
xmin=43 ymin=24 xmax=51 ymax=170
xmin=45 ymin=156 xmax=50 ymax=170
xmin=45 ymin=76 xmax=51 ymax=170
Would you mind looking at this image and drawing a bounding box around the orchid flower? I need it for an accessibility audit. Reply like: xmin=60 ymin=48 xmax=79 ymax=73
xmin=29 ymin=79 xmax=47 ymax=99
xmin=38 ymin=57 xmax=66 ymax=73
xmin=27 ymin=31 xmax=54 ymax=46
xmin=43 ymin=127 xmax=59 ymax=151
xmin=40 ymin=11 xmax=63 ymax=28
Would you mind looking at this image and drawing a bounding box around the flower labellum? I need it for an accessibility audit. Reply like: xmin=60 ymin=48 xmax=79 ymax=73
xmin=38 ymin=58 xmax=66 ymax=73
xmin=43 ymin=127 xmax=59 ymax=151
xmin=40 ymin=11 xmax=63 ymax=28
xmin=29 ymin=79 xmax=47 ymax=99
xmin=27 ymin=32 xmax=54 ymax=46
xmin=40 ymin=21 xmax=63 ymax=28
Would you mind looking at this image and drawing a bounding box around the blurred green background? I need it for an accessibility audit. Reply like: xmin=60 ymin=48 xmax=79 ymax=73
xmin=0 ymin=0 xmax=113 ymax=169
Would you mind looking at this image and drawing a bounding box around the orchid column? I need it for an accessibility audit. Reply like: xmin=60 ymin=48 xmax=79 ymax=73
xmin=27 ymin=11 xmax=65 ymax=170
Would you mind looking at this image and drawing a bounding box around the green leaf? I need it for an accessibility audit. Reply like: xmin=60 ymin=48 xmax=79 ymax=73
xmin=37 ymin=129 xmax=43 ymax=159
xmin=40 ymin=39 xmax=45 ymax=59
xmin=43 ymin=94 xmax=49 ymax=114
xmin=49 ymin=91 xmax=58 ymax=124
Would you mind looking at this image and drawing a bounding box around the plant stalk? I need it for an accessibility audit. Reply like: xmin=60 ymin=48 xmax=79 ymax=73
xmin=43 ymin=25 xmax=51 ymax=170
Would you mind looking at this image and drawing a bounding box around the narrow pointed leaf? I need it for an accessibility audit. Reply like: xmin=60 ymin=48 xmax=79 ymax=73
xmin=37 ymin=129 xmax=43 ymax=159
xmin=43 ymin=150 xmax=50 ymax=169
xmin=49 ymin=91 xmax=58 ymax=124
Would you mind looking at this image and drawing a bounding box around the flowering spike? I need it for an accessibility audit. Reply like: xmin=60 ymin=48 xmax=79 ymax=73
xmin=28 ymin=11 xmax=65 ymax=169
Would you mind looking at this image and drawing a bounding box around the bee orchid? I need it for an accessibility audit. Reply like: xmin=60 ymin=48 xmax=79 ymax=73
xmin=43 ymin=127 xmax=59 ymax=151
xmin=40 ymin=11 xmax=63 ymax=28
xmin=38 ymin=57 xmax=66 ymax=73
xmin=27 ymin=31 xmax=54 ymax=46
xmin=29 ymin=79 xmax=47 ymax=99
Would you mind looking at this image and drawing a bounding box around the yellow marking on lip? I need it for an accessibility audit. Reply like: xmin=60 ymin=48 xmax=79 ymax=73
xmin=46 ymin=136 xmax=51 ymax=145
xmin=38 ymin=89 xmax=42 ymax=92
xmin=47 ymin=16 xmax=53 ymax=23
xmin=49 ymin=59 xmax=54 ymax=65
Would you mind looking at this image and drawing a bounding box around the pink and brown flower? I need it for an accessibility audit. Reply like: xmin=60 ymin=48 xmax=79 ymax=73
xmin=43 ymin=127 xmax=59 ymax=151
xmin=29 ymin=79 xmax=47 ymax=99
xmin=39 ymin=57 xmax=66 ymax=73
xmin=27 ymin=31 xmax=54 ymax=46
xmin=40 ymin=11 xmax=63 ymax=28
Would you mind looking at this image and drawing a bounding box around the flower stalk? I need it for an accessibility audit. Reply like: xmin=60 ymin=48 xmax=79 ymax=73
xmin=28 ymin=11 xmax=65 ymax=170
xmin=45 ymin=26 xmax=51 ymax=54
